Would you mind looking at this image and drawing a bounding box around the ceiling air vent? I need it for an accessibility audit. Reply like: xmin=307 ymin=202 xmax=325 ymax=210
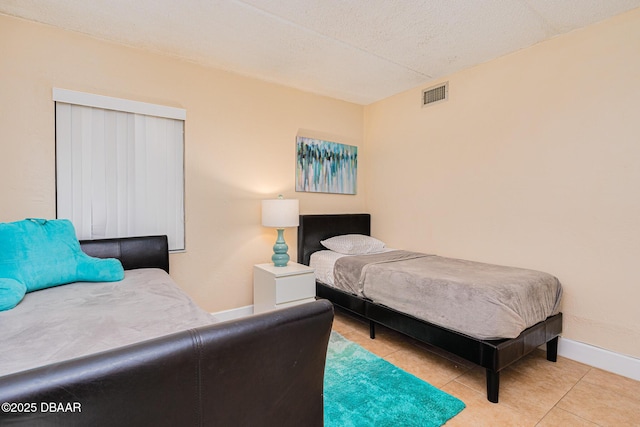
xmin=422 ymin=82 xmax=448 ymax=107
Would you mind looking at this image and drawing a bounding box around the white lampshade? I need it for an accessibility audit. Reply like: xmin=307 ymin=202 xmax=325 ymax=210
xmin=262 ymin=198 xmax=299 ymax=228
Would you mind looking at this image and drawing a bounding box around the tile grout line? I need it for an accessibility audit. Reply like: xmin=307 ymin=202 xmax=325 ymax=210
xmin=534 ymin=366 xmax=597 ymax=426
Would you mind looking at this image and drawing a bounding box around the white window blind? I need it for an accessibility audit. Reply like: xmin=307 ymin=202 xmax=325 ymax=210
xmin=54 ymin=89 xmax=185 ymax=251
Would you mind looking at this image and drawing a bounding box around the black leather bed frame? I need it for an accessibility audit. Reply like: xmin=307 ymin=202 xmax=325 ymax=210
xmin=79 ymin=234 xmax=171 ymax=273
xmin=298 ymin=214 xmax=562 ymax=403
xmin=1 ymin=235 xmax=334 ymax=426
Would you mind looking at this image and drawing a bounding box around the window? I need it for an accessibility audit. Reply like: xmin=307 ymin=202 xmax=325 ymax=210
xmin=54 ymin=89 xmax=186 ymax=251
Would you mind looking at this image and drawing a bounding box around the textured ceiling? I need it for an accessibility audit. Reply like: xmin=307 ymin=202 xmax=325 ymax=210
xmin=2 ymin=0 xmax=639 ymax=104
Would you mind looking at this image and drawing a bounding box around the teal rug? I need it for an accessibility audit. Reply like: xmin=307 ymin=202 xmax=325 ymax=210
xmin=324 ymin=332 xmax=466 ymax=427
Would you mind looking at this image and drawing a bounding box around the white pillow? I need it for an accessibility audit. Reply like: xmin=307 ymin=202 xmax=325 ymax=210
xmin=320 ymin=234 xmax=386 ymax=255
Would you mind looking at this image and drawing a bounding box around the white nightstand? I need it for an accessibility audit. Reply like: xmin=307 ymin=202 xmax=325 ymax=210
xmin=253 ymin=262 xmax=316 ymax=314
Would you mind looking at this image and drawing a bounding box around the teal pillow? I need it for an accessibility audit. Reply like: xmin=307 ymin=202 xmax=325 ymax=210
xmin=0 ymin=218 xmax=124 ymax=311
xmin=0 ymin=278 xmax=26 ymax=311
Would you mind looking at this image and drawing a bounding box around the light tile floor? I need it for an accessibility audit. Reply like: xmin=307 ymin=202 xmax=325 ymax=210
xmin=332 ymin=309 xmax=640 ymax=427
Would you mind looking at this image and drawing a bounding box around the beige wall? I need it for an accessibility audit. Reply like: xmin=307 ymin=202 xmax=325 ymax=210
xmin=3 ymin=8 xmax=640 ymax=359
xmin=364 ymin=8 xmax=640 ymax=358
xmin=0 ymin=14 xmax=365 ymax=312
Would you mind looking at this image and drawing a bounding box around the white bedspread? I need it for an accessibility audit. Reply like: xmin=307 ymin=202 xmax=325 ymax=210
xmin=311 ymin=249 xmax=396 ymax=286
xmin=0 ymin=269 xmax=215 ymax=377
xmin=310 ymin=250 xmax=347 ymax=286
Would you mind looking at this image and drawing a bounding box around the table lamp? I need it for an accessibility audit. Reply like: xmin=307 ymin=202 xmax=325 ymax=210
xmin=262 ymin=195 xmax=299 ymax=267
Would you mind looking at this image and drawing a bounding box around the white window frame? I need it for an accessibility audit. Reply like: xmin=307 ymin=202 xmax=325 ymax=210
xmin=53 ymin=88 xmax=186 ymax=251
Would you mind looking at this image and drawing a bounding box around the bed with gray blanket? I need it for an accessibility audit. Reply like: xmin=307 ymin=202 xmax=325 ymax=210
xmin=298 ymin=213 xmax=563 ymax=403
xmin=0 ymin=268 xmax=215 ymax=376
xmin=328 ymin=250 xmax=562 ymax=340
xmin=1 ymin=234 xmax=333 ymax=426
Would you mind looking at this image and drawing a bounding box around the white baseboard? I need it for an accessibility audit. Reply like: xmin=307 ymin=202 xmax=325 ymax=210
xmin=210 ymin=305 xmax=253 ymax=322
xmin=207 ymin=309 xmax=640 ymax=382
xmin=558 ymin=337 xmax=640 ymax=381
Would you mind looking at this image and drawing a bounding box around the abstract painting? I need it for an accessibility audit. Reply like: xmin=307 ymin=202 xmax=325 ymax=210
xmin=296 ymin=137 xmax=357 ymax=194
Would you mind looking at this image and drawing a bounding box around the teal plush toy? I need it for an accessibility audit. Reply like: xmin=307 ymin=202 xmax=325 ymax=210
xmin=0 ymin=218 xmax=124 ymax=311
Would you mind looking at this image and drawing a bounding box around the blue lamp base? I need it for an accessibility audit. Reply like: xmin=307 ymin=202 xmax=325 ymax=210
xmin=271 ymin=228 xmax=290 ymax=267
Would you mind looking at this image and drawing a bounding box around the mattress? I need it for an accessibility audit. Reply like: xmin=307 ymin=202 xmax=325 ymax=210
xmin=311 ymin=250 xmax=562 ymax=340
xmin=311 ymin=250 xmax=347 ymax=286
xmin=311 ymin=248 xmax=396 ymax=286
xmin=0 ymin=268 xmax=215 ymax=377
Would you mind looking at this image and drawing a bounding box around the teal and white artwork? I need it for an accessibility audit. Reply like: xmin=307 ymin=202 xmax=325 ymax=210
xmin=296 ymin=137 xmax=357 ymax=195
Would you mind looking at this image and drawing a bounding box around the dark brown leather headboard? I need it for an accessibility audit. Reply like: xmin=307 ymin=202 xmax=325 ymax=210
xmin=80 ymin=235 xmax=170 ymax=273
xmin=297 ymin=214 xmax=371 ymax=266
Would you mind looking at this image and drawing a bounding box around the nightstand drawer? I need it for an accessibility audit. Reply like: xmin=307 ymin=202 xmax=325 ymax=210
xmin=275 ymin=273 xmax=315 ymax=304
xmin=275 ymin=297 xmax=317 ymax=311
xmin=253 ymin=262 xmax=316 ymax=314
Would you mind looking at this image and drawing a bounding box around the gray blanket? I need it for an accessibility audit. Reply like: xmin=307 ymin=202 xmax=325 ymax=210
xmin=0 ymin=269 xmax=215 ymax=377
xmin=334 ymin=251 xmax=562 ymax=339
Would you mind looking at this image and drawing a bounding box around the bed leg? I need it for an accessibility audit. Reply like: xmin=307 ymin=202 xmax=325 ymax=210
xmin=547 ymin=336 xmax=559 ymax=362
xmin=486 ymin=369 xmax=499 ymax=403
xmin=369 ymin=321 xmax=376 ymax=339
